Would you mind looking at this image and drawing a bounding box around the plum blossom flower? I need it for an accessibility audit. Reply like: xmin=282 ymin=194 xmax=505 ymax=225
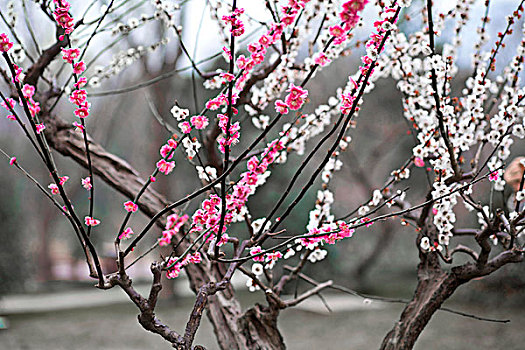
xmin=275 ymin=100 xmax=289 ymax=114
xmin=124 ymin=200 xmax=138 ymax=213
xmin=314 ymin=52 xmax=331 ymax=67
xmin=81 ymin=177 xmax=92 ymax=190
xmin=420 ymin=237 xmax=431 ymax=251
xmin=73 ymin=121 xmax=84 ymax=132
xmin=74 ymin=77 xmax=87 ymax=88
xmin=69 ymin=89 xmax=87 ymax=106
xmin=284 ymin=84 xmax=308 ymax=111
xmin=9 ymin=157 xmax=16 ymax=165
xmin=119 ymin=227 xmax=134 ymax=240
xmin=22 ymin=84 xmax=35 ymax=99
xmin=250 ymin=246 xmax=265 ymax=262
xmin=414 ymin=157 xmax=425 ymax=167
xmin=73 ymin=61 xmax=86 ymax=75
xmin=62 ymin=48 xmax=80 ymax=64
xmin=178 ymin=121 xmax=191 ymax=134
xmin=35 ymin=123 xmax=46 ymax=134
xmin=251 ymin=263 xmax=264 ymax=276
xmin=0 ymin=33 xmax=13 ymax=52
xmin=157 ymin=159 xmax=175 ymax=175
xmin=84 ymin=216 xmax=100 ymax=227
xmin=340 ymin=92 xmax=356 ymax=114
xmin=171 ymin=105 xmax=189 ymax=121
xmin=190 ymin=115 xmax=209 ymax=130
xmin=59 ymin=176 xmax=69 ymax=185
xmin=74 ymin=103 xmax=90 ymax=118
xmin=48 ymin=183 xmax=59 ymax=195
xmin=488 ymin=171 xmax=499 ymax=182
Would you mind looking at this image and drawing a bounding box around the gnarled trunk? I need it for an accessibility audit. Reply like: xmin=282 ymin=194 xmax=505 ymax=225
xmin=185 ymin=263 xmax=285 ymax=350
xmin=380 ymin=258 xmax=461 ymax=350
xmin=238 ymin=303 xmax=285 ymax=350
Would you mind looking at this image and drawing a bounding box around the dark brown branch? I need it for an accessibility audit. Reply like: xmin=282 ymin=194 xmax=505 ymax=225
xmin=183 ymin=281 xmax=228 ymax=349
xmin=24 ymin=37 xmax=68 ymax=87
xmin=116 ymin=274 xmax=184 ymax=346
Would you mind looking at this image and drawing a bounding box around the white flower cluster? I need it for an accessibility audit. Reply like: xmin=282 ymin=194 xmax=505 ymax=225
xmin=195 ymin=166 xmax=218 ymax=182
xmin=181 ymin=137 xmax=201 ymax=159
xmin=203 ymin=71 xmax=227 ymax=90
xmin=432 ymin=181 xmax=458 ymax=235
xmin=251 ymin=114 xmax=270 ymax=130
xmin=6 ymin=1 xmax=16 ymax=27
xmin=10 ymin=44 xmax=25 ymax=64
xmin=251 ymin=218 xmax=271 ymax=235
xmin=89 ymin=38 xmax=171 ymax=87
xmin=170 ymin=104 xmax=190 ymax=121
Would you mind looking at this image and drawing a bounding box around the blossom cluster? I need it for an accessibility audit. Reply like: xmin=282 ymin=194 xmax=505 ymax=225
xmin=0 ymin=33 xmax=13 ymax=52
xmin=159 ymin=213 xmax=189 ymax=247
xmin=274 ymin=83 xmax=308 ymax=114
xmin=166 ymin=252 xmax=201 ymax=279
xmin=221 ymin=8 xmax=245 ymax=37
xmin=53 ymin=0 xmax=75 ymax=38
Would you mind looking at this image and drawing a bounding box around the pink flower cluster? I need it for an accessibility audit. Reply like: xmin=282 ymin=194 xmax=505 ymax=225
xmin=166 ymin=252 xmax=201 ymax=279
xmin=81 ymin=177 xmax=92 ymax=190
xmin=0 ymin=33 xmax=13 ymax=52
xmin=24 ymin=84 xmax=41 ymax=118
xmin=249 ymin=246 xmax=283 ymax=265
xmin=233 ymin=1 xmax=310 ymax=91
xmin=340 ymin=92 xmax=356 ymax=115
xmin=48 ymin=176 xmax=69 ymax=195
xmin=340 ymin=0 xmax=368 ymax=30
xmin=314 ymin=52 xmax=331 ymax=67
xmin=156 ymin=159 xmax=175 ymax=175
xmin=62 ymin=48 xmax=80 ymax=64
xmin=191 ymin=115 xmax=209 ymax=130
xmin=123 ymin=200 xmax=138 ymax=213
xmin=249 ymin=246 xmax=265 ymax=262
xmin=159 ymin=213 xmax=189 ymax=247
xmin=359 ymin=7 xmax=398 ymax=76
xmin=324 ymin=1 xmax=369 ymax=46
xmin=2 ymin=82 xmax=41 ymax=121
xmin=119 ymin=227 xmax=134 ymax=240
xmin=191 ymin=139 xmax=285 ymax=250
xmin=1 ymin=97 xmax=16 ymax=121
xmin=67 ymin=84 xmax=90 ymax=119
xmin=192 ymin=195 xmax=230 ymax=245
xmin=274 ymin=84 xmax=308 ymax=114
xmin=303 ymin=221 xmax=355 ymax=247
xmin=53 ymin=0 xmax=75 ymax=38
xmin=160 ymin=138 xmax=178 ymax=159
xmin=57 ymin=1 xmax=91 ymax=125
xmin=84 ymin=216 xmax=100 ymax=227
xmin=205 ymin=92 xmax=238 ymax=111
xmin=222 ymin=8 xmax=245 ymax=37
xmin=217 ymin=113 xmax=241 ymax=153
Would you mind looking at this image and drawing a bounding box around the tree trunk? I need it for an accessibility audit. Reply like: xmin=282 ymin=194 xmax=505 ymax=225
xmin=238 ymin=303 xmax=285 ymax=350
xmin=185 ymin=263 xmax=285 ymax=350
xmin=379 ymin=262 xmax=461 ymax=350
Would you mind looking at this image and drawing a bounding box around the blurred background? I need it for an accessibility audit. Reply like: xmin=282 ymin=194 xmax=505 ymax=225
xmin=0 ymin=0 xmax=524 ymax=349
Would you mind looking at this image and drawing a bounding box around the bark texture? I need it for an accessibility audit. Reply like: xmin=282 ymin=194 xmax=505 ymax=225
xmin=238 ymin=303 xmax=285 ymax=350
xmin=380 ymin=267 xmax=460 ymax=350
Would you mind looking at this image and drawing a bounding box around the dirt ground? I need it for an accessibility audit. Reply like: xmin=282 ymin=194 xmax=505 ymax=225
xmin=1 ymin=291 xmax=524 ymax=350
